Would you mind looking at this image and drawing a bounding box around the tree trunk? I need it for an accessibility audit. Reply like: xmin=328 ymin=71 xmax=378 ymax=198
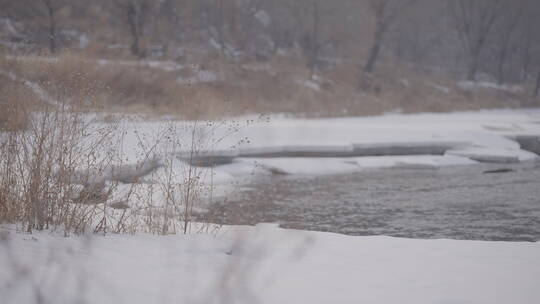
xmin=48 ymin=14 xmax=56 ymax=54
xmin=130 ymin=14 xmax=141 ymax=56
xmin=130 ymin=30 xmax=140 ymax=56
xmin=520 ymin=33 xmax=532 ymax=82
xmin=534 ymin=68 xmax=540 ymax=98
xmin=496 ymin=48 xmax=508 ymax=85
xmin=309 ymin=0 xmax=320 ymax=74
xmin=44 ymin=0 xmax=56 ymax=54
xmin=217 ymin=0 xmax=226 ymax=57
xmin=363 ymin=28 xmax=383 ymax=74
xmin=128 ymin=5 xmax=141 ymax=57
xmin=521 ymin=49 xmax=531 ymax=82
xmin=467 ymin=48 xmax=480 ymax=81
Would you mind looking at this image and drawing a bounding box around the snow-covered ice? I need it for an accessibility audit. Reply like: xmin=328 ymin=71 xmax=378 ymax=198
xmin=60 ymin=109 xmax=539 ymax=196
xmin=166 ymin=109 xmax=540 ymax=179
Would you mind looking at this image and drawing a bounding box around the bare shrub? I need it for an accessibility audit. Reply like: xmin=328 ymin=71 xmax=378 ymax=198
xmin=0 ymin=60 xmax=123 ymax=234
xmin=0 ymin=105 xmax=233 ymax=235
xmin=0 ymin=101 xmax=121 ymax=234
xmin=106 ymin=120 xmax=227 ymax=235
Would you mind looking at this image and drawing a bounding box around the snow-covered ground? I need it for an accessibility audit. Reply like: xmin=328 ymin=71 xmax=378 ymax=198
xmin=1 ymin=224 xmax=539 ymax=304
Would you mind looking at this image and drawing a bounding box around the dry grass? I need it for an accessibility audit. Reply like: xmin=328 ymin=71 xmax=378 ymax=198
xmin=0 ymin=102 xmax=216 ymax=235
xmin=1 ymin=52 xmax=533 ymax=121
xmin=0 ymin=71 xmax=38 ymax=131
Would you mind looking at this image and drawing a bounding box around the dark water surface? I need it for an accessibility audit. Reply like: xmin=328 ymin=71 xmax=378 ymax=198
xmin=199 ymin=162 xmax=540 ymax=241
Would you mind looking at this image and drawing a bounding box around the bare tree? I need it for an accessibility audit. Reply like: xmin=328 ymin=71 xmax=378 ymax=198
xmin=39 ymin=0 xmax=59 ymax=53
xmin=526 ymin=1 xmax=540 ymax=99
xmin=155 ymin=0 xmax=184 ymax=52
xmin=515 ymin=0 xmax=540 ymax=83
xmin=2 ymin=0 xmax=64 ymax=54
xmin=362 ymin=0 xmax=417 ymax=75
xmin=448 ymin=0 xmax=504 ymax=81
xmin=491 ymin=0 xmax=524 ymax=85
xmin=263 ymin=0 xmax=297 ymax=53
xmin=215 ymin=0 xmax=227 ymax=56
xmin=291 ymin=0 xmax=336 ymax=73
xmin=199 ymin=0 xmax=235 ymax=57
xmin=517 ymin=22 xmax=534 ymax=82
xmin=114 ymin=0 xmax=154 ymax=57
xmin=534 ymin=69 xmax=540 ymax=98
xmin=304 ymin=0 xmax=322 ymax=73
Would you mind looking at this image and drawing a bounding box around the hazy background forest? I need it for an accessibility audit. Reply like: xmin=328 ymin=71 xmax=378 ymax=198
xmin=1 ymin=0 xmax=540 ymax=118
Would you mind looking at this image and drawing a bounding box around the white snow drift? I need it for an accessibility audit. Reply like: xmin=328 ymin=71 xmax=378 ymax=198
xmin=0 ymin=224 xmax=539 ymax=304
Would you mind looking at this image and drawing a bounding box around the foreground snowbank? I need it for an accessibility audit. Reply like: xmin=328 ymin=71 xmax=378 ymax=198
xmin=1 ymin=225 xmax=539 ymax=304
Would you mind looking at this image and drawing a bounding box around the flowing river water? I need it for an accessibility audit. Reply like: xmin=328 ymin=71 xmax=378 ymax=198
xmin=198 ymin=161 xmax=540 ymax=242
